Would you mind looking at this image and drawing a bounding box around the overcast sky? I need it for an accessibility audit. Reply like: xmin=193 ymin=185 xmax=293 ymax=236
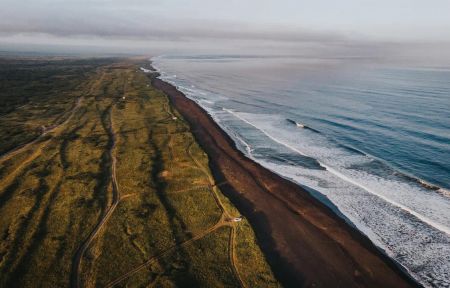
xmin=1 ymin=0 xmax=450 ymax=62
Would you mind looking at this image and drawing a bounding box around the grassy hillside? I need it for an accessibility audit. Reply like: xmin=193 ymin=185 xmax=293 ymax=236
xmin=0 ymin=57 xmax=281 ymax=288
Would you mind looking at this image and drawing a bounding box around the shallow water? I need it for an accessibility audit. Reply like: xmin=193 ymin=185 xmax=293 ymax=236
xmin=152 ymin=55 xmax=450 ymax=287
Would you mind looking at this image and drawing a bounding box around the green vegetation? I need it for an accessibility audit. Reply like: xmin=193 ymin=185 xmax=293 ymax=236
xmin=0 ymin=57 xmax=115 ymax=155
xmin=0 ymin=57 xmax=281 ymax=288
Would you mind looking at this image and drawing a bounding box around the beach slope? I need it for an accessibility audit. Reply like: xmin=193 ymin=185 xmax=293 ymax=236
xmin=152 ymin=76 xmax=420 ymax=288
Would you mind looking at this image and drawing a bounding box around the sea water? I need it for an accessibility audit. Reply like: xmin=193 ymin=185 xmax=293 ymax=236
xmin=152 ymin=55 xmax=450 ymax=287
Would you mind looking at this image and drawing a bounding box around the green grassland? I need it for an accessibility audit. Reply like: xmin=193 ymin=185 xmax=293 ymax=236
xmin=0 ymin=57 xmax=281 ymax=288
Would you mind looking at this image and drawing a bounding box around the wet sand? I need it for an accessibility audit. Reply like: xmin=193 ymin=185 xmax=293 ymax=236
xmin=151 ymin=75 xmax=420 ymax=288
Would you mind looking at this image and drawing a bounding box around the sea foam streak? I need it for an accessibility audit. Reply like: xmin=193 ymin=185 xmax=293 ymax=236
xmin=224 ymin=108 xmax=450 ymax=236
xmin=152 ymin=56 xmax=450 ymax=287
xmin=220 ymin=110 xmax=450 ymax=287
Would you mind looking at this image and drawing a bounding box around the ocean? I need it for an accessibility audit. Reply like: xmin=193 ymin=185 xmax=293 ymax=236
xmin=152 ymin=55 xmax=450 ymax=287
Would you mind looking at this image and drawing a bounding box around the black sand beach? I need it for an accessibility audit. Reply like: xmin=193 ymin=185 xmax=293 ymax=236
xmin=152 ymin=74 xmax=420 ymax=288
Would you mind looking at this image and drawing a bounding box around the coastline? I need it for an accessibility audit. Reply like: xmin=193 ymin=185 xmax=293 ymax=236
xmin=150 ymin=73 xmax=421 ymax=288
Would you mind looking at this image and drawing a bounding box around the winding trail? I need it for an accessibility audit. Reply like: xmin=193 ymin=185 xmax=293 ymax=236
xmin=187 ymin=141 xmax=227 ymax=217
xmin=0 ymin=142 xmax=51 ymax=190
xmin=70 ymin=107 xmax=120 ymax=288
xmin=0 ymin=97 xmax=84 ymax=163
xmin=186 ymin=139 xmax=245 ymax=287
xmin=105 ymin=218 xmax=227 ymax=288
xmin=229 ymin=226 xmax=246 ymax=288
xmin=70 ymin=76 xmax=244 ymax=288
xmin=0 ymin=97 xmax=85 ymax=198
xmin=152 ymin=76 xmax=420 ymax=288
xmin=104 ymin=137 xmax=245 ymax=288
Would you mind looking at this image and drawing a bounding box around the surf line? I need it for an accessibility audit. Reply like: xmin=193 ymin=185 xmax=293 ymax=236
xmin=286 ymin=118 xmax=320 ymax=133
xmin=223 ymin=108 xmax=450 ymax=236
xmin=234 ymin=133 xmax=254 ymax=156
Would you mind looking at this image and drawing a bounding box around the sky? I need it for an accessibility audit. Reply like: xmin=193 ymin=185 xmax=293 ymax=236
xmin=1 ymin=0 xmax=450 ymax=63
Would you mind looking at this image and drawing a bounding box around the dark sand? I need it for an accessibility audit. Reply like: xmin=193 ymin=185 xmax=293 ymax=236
xmin=152 ymin=76 xmax=420 ymax=288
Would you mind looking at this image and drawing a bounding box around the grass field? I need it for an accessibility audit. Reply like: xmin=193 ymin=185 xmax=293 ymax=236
xmin=0 ymin=57 xmax=281 ymax=288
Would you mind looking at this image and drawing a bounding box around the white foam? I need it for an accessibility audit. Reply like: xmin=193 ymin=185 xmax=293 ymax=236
xmin=223 ymin=108 xmax=308 ymax=156
xmin=140 ymin=67 xmax=151 ymax=73
xmin=234 ymin=133 xmax=254 ymax=156
xmin=257 ymin=158 xmax=450 ymax=288
xmin=439 ymin=188 xmax=450 ymax=197
xmin=323 ymin=163 xmax=450 ymax=235
xmin=223 ymin=108 xmax=450 ymax=235
xmin=151 ymin=57 xmax=450 ymax=287
xmin=224 ymin=110 xmax=450 ymax=286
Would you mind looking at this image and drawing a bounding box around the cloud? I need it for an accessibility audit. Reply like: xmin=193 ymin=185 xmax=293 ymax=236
xmin=0 ymin=0 xmax=357 ymax=46
xmin=1 ymin=0 xmax=450 ymax=65
xmin=0 ymin=9 xmax=343 ymax=45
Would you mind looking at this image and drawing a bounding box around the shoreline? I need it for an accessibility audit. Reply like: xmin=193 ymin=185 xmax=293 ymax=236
xmin=150 ymin=74 xmax=420 ymax=288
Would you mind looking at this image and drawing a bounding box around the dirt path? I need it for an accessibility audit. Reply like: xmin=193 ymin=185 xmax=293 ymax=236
xmin=0 ymin=97 xmax=84 ymax=163
xmin=105 ymin=217 xmax=229 ymax=288
xmin=168 ymin=185 xmax=210 ymax=194
xmin=104 ymin=134 xmax=245 ymax=288
xmin=184 ymin=130 xmax=245 ymax=287
xmin=152 ymin=77 xmax=419 ymax=288
xmin=187 ymin=141 xmax=227 ymax=217
xmin=0 ymin=97 xmax=84 ymax=197
xmin=187 ymin=141 xmax=245 ymax=286
xmin=229 ymin=226 xmax=246 ymax=288
xmin=0 ymin=140 xmax=51 ymax=189
xmin=71 ymin=107 xmax=120 ymax=288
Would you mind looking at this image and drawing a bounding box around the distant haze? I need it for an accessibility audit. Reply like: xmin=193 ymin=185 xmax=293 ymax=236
xmin=1 ymin=0 xmax=450 ymax=64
